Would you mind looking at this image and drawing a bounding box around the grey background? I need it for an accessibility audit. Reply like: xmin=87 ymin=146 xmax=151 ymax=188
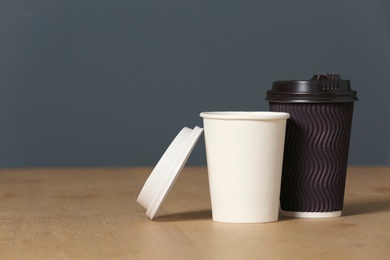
xmin=0 ymin=0 xmax=389 ymax=168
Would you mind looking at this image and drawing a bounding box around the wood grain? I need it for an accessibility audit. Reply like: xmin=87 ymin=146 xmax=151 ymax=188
xmin=0 ymin=167 xmax=389 ymax=259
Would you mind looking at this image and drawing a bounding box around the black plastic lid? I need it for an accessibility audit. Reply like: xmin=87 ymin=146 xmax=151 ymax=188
xmin=265 ymin=74 xmax=358 ymax=103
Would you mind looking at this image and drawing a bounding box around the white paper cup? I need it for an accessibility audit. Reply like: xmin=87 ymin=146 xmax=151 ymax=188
xmin=200 ymin=111 xmax=290 ymax=223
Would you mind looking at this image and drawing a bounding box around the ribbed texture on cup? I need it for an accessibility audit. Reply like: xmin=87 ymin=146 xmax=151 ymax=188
xmin=269 ymin=102 xmax=354 ymax=212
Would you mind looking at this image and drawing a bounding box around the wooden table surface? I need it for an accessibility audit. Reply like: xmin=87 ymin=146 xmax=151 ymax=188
xmin=0 ymin=166 xmax=389 ymax=259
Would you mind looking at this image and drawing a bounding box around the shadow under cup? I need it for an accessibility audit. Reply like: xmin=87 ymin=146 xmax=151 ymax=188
xmin=266 ymin=74 xmax=358 ymax=218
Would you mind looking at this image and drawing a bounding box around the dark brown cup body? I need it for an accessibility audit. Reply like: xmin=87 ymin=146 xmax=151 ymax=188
xmin=266 ymin=74 xmax=358 ymax=213
xmin=269 ymin=102 xmax=354 ymax=212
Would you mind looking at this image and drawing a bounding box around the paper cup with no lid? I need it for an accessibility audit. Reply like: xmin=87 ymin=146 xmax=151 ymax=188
xmin=200 ymin=111 xmax=290 ymax=223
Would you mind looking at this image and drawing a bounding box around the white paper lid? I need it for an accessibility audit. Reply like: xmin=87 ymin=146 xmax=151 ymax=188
xmin=137 ymin=126 xmax=203 ymax=219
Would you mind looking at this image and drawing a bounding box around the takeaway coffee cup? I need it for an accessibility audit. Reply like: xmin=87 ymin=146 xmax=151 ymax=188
xmin=200 ymin=111 xmax=290 ymax=223
xmin=265 ymin=74 xmax=358 ymax=218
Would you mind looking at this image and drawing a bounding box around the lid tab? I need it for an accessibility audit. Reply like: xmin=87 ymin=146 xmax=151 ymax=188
xmin=314 ymin=74 xmax=341 ymax=90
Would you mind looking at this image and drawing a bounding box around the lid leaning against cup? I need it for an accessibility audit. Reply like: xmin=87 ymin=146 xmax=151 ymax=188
xmin=265 ymin=74 xmax=358 ymax=103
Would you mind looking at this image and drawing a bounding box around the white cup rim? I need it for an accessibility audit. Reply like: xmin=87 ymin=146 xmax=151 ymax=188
xmin=200 ymin=111 xmax=290 ymax=120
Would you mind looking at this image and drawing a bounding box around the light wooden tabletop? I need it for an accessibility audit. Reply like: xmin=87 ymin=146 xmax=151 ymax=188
xmin=0 ymin=166 xmax=389 ymax=259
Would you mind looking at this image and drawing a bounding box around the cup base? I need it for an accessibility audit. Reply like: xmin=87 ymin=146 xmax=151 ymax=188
xmin=212 ymin=210 xmax=279 ymax=224
xmin=281 ymin=210 xmax=341 ymax=218
xmin=212 ymin=217 xmax=278 ymax=224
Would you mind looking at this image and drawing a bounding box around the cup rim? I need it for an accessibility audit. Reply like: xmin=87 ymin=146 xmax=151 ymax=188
xmin=200 ymin=111 xmax=290 ymax=120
